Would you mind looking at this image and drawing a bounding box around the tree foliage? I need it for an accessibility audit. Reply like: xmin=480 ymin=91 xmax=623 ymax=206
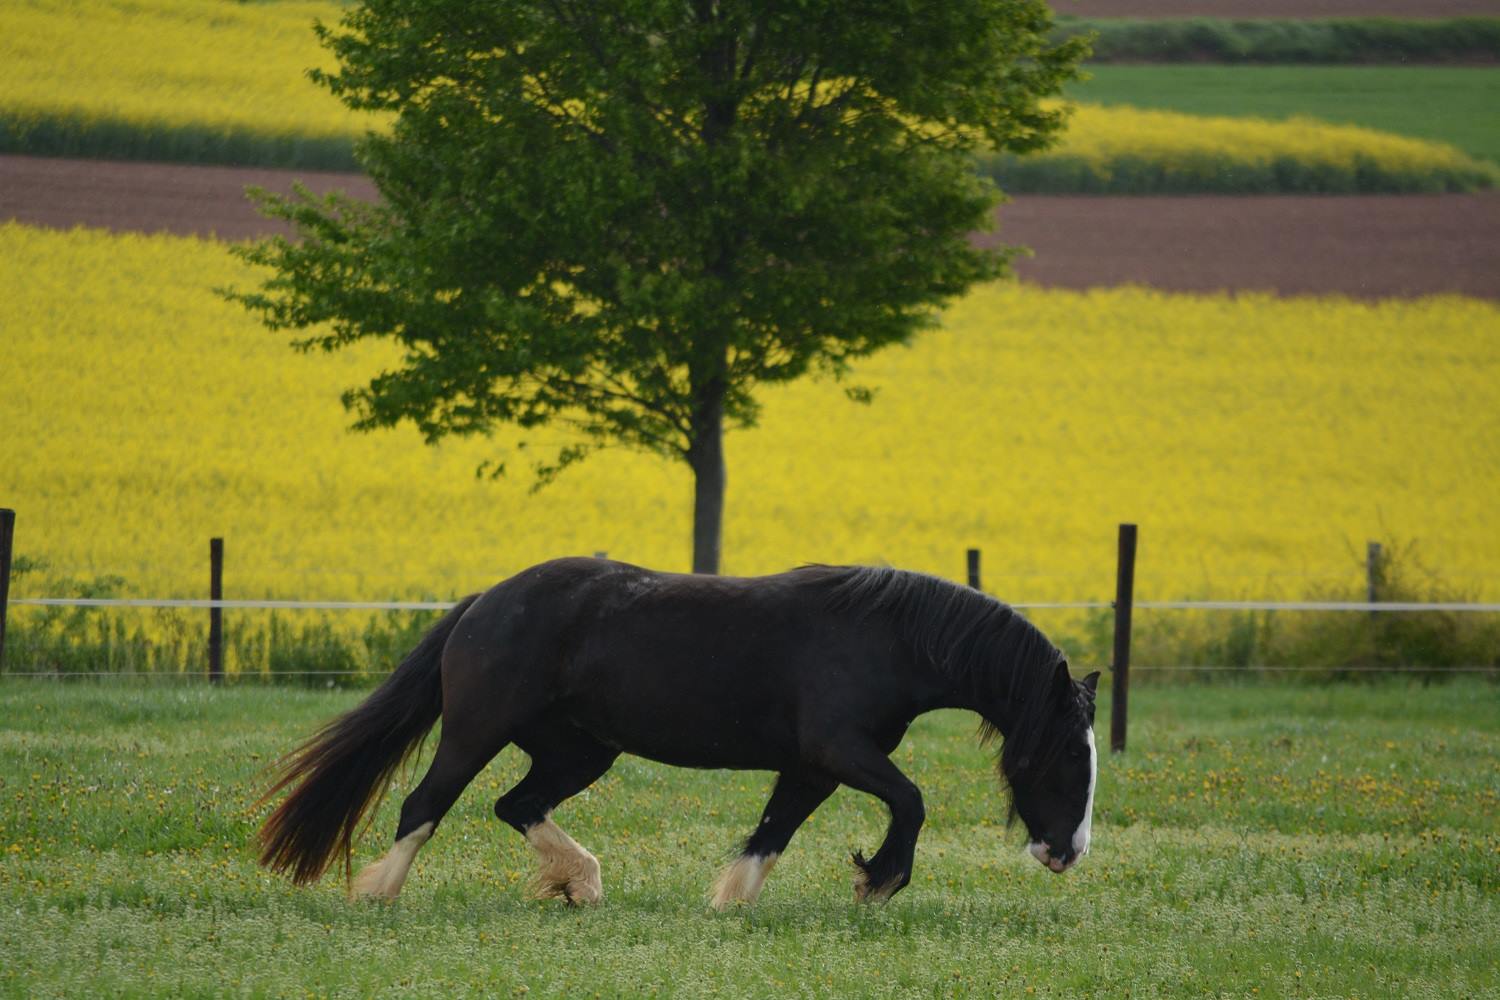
xmin=228 ymin=0 xmax=1084 ymax=571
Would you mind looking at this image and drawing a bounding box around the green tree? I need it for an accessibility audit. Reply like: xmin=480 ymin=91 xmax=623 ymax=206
xmin=228 ymin=0 xmax=1084 ymax=573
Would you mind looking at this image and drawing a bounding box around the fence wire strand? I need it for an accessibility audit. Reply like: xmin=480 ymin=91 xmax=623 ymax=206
xmin=11 ymin=598 xmax=457 ymax=611
xmin=6 ymin=594 xmax=1498 ymax=678
xmin=12 ymin=597 xmax=1500 ymax=612
xmin=3 ymin=665 xmax=1496 ymax=681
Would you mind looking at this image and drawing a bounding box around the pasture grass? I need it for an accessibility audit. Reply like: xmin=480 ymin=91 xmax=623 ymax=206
xmin=1071 ymin=65 xmax=1500 ymax=164
xmin=1 ymin=680 xmax=1496 ymax=997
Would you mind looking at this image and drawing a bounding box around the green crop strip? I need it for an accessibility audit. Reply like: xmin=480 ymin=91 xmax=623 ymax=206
xmin=1070 ymin=65 xmax=1500 ymax=165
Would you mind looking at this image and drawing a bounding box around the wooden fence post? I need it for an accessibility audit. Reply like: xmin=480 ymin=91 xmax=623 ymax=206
xmin=209 ymin=537 xmax=223 ymax=683
xmin=1366 ymin=541 xmax=1382 ymax=604
xmin=0 ymin=509 xmax=14 ymax=673
xmin=966 ymin=548 xmax=981 ymax=591
xmin=1110 ymin=523 xmax=1137 ymax=754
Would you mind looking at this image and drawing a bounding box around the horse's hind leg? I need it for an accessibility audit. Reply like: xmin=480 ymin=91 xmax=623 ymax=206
xmin=710 ymin=770 xmax=837 ymax=910
xmin=350 ymin=726 xmax=509 ymax=901
xmin=495 ymin=719 xmax=619 ymax=905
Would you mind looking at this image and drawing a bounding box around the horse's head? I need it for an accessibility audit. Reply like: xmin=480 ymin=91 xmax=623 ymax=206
xmin=1004 ymin=664 xmax=1099 ymax=874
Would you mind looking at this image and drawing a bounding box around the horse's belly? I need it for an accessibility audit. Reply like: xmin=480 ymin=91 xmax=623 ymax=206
xmin=563 ymin=688 xmax=800 ymax=771
xmin=622 ymin=739 xmax=786 ymax=771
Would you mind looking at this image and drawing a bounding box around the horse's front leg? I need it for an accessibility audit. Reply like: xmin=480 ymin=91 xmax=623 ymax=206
xmin=710 ymin=769 xmax=838 ymax=910
xmin=811 ymin=739 xmax=926 ymax=903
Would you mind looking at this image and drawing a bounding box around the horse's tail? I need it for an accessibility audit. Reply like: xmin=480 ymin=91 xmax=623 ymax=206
xmin=256 ymin=594 xmax=480 ymax=885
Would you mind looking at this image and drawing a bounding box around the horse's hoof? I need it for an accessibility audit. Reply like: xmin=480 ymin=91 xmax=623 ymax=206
xmin=526 ymin=821 xmax=603 ymax=905
xmin=851 ymin=853 xmax=901 ymax=903
xmin=710 ymin=853 xmax=779 ymax=911
xmin=564 ymin=870 xmax=603 ymax=906
xmin=854 ymin=876 xmax=899 ymax=903
xmin=531 ymin=868 xmax=603 ymax=906
xmin=851 ymin=853 xmax=876 ymax=903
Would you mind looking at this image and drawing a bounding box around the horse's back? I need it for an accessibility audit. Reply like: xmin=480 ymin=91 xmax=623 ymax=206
xmin=442 ymin=559 xmax=921 ymax=770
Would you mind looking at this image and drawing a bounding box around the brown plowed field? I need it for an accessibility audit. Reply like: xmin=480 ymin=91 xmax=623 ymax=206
xmin=4 ymin=154 xmax=1499 ymax=299
xmin=1053 ymin=0 xmax=1500 ymax=15
xmin=984 ymin=194 xmax=1500 ymax=299
xmin=0 ymin=156 xmax=378 ymax=242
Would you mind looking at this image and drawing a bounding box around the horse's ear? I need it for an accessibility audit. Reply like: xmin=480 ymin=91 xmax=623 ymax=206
xmin=1082 ymin=671 xmax=1100 ymax=696
xmin=1052 ymin=660 xmax=1073 ymax=704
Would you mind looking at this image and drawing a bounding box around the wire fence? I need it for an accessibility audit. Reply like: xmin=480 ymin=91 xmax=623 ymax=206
xmin=4 ymin=593 xmax=1498 ymax=679
xmin=3 ymin=666 xmax=1495 ymax=679
xmin=11 ymin=598 xmax=458 ymax=611
xmin=14 ymin=597 xmax=1500 ymax=613
xmin=3 ymin=524 xmax=1498 ymax=689
xmin=1136 ymin=600 xmax=1500 ymax=613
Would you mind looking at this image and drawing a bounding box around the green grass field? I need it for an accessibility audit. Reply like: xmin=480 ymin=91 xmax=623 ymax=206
xmin=1071 ymin=66 xmax=1500 ymax=164
xmin=1 ymin=681 xmax=1495 ymax=997
xmin=1058 ymin=17 xmax=1500 ymax=67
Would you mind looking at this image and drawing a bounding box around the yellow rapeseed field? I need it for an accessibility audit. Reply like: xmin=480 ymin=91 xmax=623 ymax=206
xmin=4 ymin=222 xmax=1498 ymax=610
xmin=0 ymin=0 xmax=371 ymax=154
xmin=1017 ymin=103 xmax=1499 ymax=191
xmin=1063 ymin=104 xmax=1472 ymax=174
xmin=3 ymin=0 xmax=1495 ymax=189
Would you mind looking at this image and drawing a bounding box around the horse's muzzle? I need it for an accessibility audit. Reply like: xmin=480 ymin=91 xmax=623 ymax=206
xmin=1029 ymin=841 xmax=1078 ymax=873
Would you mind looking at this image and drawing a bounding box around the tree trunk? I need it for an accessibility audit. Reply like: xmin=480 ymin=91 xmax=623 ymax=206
xmin=688 ymin=388 xmax=726 ymax=574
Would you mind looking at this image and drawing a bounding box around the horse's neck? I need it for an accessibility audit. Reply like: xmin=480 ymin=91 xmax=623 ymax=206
xmin=949 ymin=657 xmax=1027 ymax=735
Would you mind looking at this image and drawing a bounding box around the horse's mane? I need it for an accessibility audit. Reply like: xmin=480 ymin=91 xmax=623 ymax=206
xmin=819 ymin=565 xmax=1071 ymax=789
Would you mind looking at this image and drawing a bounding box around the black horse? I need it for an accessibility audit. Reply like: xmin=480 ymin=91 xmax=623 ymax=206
xmin=259 ymin=559 xmax=1099 ymax=907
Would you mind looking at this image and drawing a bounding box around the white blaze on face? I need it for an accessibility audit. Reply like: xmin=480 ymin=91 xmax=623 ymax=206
xmin=1071 ymin=726 xmax=1097 ymax=860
